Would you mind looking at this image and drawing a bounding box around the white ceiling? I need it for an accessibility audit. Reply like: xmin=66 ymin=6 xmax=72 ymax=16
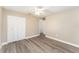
xmin=3 ymin=6 xmax=76 ymax=17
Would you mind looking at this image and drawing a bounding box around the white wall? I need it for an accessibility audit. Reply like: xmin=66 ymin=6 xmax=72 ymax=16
xmin=26 ymin=14 xmax=39 ymax=37
xmin=0 ymin=7 xmax=3 ymax=45
xmin=44 ymin=8 xmax=79 ymax=46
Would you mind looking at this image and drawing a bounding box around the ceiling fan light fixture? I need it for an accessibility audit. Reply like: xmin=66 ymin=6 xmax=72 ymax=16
xmin=31 ymin=6 xmax=46 ymax=16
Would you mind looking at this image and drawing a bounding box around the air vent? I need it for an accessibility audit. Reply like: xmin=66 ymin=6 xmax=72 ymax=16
xmin=42 ymin=17 xmax=46 ymax=20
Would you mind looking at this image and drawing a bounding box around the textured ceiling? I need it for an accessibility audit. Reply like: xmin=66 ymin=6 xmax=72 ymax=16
xmin=3 ymin=6 xmax=76 ymax=17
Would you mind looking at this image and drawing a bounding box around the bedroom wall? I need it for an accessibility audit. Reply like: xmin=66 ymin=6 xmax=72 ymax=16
xmin=44 ymin=8 xmax=79 ymax=46
xmin=0 ymin=7 xmax=3 ymax=45
xmin=1 ymin=8 xmax=39 ymax=43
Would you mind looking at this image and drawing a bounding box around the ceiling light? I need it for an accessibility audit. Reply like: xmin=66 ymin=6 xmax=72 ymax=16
xmin=31 ymin=6 xmax=46 ymax=16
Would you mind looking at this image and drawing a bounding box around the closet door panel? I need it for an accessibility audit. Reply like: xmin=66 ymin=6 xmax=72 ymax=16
xmin=7 ymin=16 xmax=26 ymax=42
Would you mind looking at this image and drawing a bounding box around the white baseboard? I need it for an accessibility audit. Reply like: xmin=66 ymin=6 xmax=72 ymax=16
xmin=1 ymin=34 xmax=40 ymax=47
xmin=25 ymin=34 xmax=40 ymax=39
xmin=46 ymin=35 xmax=79 ymax=48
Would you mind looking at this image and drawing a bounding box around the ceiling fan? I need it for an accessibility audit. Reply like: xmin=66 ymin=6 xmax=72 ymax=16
xmin=30 ymin=6 xmax=47 ymax=16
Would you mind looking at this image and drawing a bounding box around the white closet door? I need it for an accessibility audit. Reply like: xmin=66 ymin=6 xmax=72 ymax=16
xmin=7 ymin=16 xmax=26 ymax=42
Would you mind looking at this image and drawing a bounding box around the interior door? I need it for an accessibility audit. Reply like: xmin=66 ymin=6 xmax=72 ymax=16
xmin=7 ymin=16 xmax=26 ymax=42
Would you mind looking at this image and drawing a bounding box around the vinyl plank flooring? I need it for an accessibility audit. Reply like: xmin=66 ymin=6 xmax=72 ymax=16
xmin=1 ymin=36 xmax=79 ymax=53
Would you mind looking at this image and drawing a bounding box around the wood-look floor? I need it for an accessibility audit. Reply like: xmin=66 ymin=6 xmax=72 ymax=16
xmin=1 ymin=35 xmax=79 ymax=53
